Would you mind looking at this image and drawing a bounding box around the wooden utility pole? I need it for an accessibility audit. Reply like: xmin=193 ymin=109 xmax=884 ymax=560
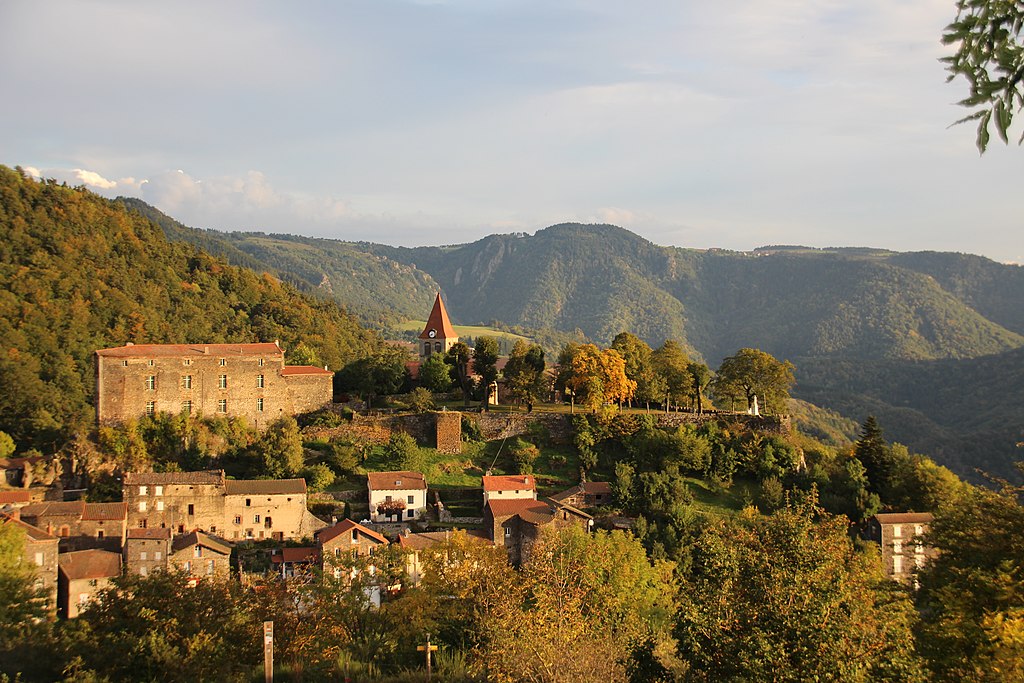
xmin=417 ymin=632 xmax=438 ymax=680
xmin=263 ymin=621 xmax=274 ymax=683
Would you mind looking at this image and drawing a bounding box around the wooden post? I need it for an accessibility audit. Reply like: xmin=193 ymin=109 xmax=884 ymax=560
xmin=263 ymin=620 xmax=274 ymax=683
xmin=417 ymin=632 xmax=438 ymax=680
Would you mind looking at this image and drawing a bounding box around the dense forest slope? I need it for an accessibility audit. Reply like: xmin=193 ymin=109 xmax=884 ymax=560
xmin=0 ymin=166 xmax=378 ymax=449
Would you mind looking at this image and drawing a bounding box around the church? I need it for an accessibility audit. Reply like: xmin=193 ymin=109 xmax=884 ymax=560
xmin=418 ymin=293 xmax=458 ymax=360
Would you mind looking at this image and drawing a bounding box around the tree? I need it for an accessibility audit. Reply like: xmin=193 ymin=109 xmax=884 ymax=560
xmin=502 ymin=340 xmax=546 ymax=409
xmin=566 ymin=344 xmax=636 ymax=410
xmin=942 ymin=0 xmax=1024 ymax=152
xmin=0 ymin=431 xmax=14 ymax=459
xmin=714 ymin=348 xmax=795 ymax=414
xmin=406 ymin=387 xmax=435 ymax=413
xmin=510 ymin=438 xmax=540 ymax=474
xmin=472 ymin=336 xmax=500 ymax=411
xmin=302 ymin=462 xmax=336 ymax=492
xmin=675 ymin=495 xmax=925 ymax=681
xmin=419 ymin=352 xmax=453 ymax=393
xmin=382 ymin=431 xmax=423 ymax=472
xmin=445 ymin=341 xmax=474 ymax=407
xmin=338 ymin=345 xmax=408 ymax=407
xmin=687 ymin=361 xmax=713 ymax=414
xmin=0 ymin=520 xmax=49 ymax=642
xmin=651 ymin=341 xmax=692 ymax=411
xmin=854 ymin=416 xmax=895 ymax=497
xmin=611 ymin=332 xmax=663 ymax=409
xmin=916 ymin=473 xmax=1024 ymax=681
xmin=251 ymin=416 xmax=304 ymax=478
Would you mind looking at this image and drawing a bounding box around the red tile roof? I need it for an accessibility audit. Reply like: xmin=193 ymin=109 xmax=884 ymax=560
xmin=367 ymin=471 xmax=427 ymax=491
xmin=0 ymin=491 xmax=32 ymax=505
xmin=96 ymin=342 xmax=283 ymax=358
xmin=280 ymin=365 xmax=333 ymax=376
xmin=127 ymin=527 xmax=172 ymax=540
xmin=271 ymin=546 xmax=320 ymax=564
xmin=58 ymin=549 xmax=121 ymax=581
xmin=1 ymin=513 xmax=57 ymax=542
xmin=483 ymin=475 xmax=536 ymax=492
xmin=125 ymin=470 xmax=225 ymax=486
xmin=172 ymin=530 xmax=232 ymax=555
xmin=82 ymin=502 xmax=128 ymax=521
xmin=317 ymin=518 xmax=388 ymax=546
xmin=874 ymin=512 xmax=934 ymax=525
xmin=20 ymin=501 xmax=85 ymax=518
xmin=486 ymin=499 xmax=551 ymax=519
xmin=418 ymin=293 xmax=458 ymax=340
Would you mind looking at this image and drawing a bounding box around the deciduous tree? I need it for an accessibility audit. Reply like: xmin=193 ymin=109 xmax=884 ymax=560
xmin=713 ymin=348 xmax=795 ymax=414
xmin=472 ymin=336 xmax=500 ymax=411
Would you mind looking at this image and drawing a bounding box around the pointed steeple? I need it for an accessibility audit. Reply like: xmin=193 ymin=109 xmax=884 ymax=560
xmin=419 ymin=293 xmax=458 ymax=340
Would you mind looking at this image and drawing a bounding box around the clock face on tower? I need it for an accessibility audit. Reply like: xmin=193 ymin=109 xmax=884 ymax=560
xmin=428 ymin=329 xmax=437 ymax=338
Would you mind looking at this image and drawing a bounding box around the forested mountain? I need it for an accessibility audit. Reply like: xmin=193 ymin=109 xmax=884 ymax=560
xmin=0 ymin=166 xmax=378 ymax=450
xmin=119 ymin=199 xmax=440 ymax=327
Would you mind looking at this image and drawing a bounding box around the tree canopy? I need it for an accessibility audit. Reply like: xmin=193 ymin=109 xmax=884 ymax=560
xmin=714 ymin=348 xmax=795 ymax=414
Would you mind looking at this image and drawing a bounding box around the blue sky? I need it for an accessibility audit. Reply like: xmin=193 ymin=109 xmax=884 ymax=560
xmin=2 ymin=0 xmax=1021 ymax=263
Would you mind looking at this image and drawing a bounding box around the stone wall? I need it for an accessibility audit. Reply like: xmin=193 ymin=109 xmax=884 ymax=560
xmin=435 ymin=411 xmax=462 ymax=454
xmin=305 ymin=413 xmax=435 ymax=445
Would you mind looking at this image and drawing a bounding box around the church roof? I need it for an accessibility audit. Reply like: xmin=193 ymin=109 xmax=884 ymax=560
xmin=419 ymin=293 xmax=458 ymax=340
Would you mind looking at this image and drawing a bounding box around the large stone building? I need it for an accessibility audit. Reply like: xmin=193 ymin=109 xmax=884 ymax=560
xmin=18 ymin=501 xmax=127 ymax=553
xmin=870 ymin=512 xmax=937 ymax=583
xmin=418 ymin=294 xmax=458 ymax=361
xmin=123 ymin=470 xmax=325 ymax=541
xmin=95 ymin=342 xmax=333 ymax=429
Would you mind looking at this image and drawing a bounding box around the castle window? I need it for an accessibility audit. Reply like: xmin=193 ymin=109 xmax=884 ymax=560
xmin=139 ymin=501 xmax=147 ymax=512
xmin=154 ymin=551 xmax=162 ymax=560
xmin=122 ymin=360 xmax=128 ymax=367
xmin=156 ymin=501 xmax=164 ymax=511
xmin=219 ymin=358 xmax=226 ymax=366
xmin=218 ymin=374 xmax=227 ymax=389
xmin=187 ymin=504 xmax=194 ymax=516
xmin=217 ymin=399 xmax=227 ymax=413
xmin=145 ymin=376 xmax=156 ymax=390
xmin=265 ymin=517 xmax=272 ymax=529
xmin=182 ymin=375 xmax=192 ymax=389
xmin=245 ymin=499 xmax=251 ymax=507
xmin=140 ymin=486 xmax=148 ymax=496
xmin=155 ymin=486 xmax=163 ymax=496
xmin=181 ymin=400 xmax=192 ymax=415
xmin=254 ymin=514 xmax=261 ymax=523
xmin=257 ymin=398 xmax=264 ymax=412
xmin=148 ymin=359 xmax=155 ymax=366
xmin=233 ymin=515 xmax=241 ymax=524
xmin=184 ymin=358 xmax=191 ymax=366
xmin=146 ymin=401 xmax=155 ymax=415
xmin=257 ymin=374 xmax=264 ymax=388
xmin=258 ymin=358 xmax=264 ymax=367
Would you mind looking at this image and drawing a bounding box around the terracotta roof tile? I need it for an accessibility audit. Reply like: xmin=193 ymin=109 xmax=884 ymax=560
xmin=396 ymin=529 xmax=492 ymax=550
xmin=367 ymin=471 xmax=427 ymax=491
xmin=316 ymin=518 xmax=388 ymax=546
xmin=0 ymin=491 xmax=32 ymax=505
xmin=483 ymin=475 xmax=536 ymax=492
xmin=486 ymin=499 xmax=550 ymax=519
xmin=271 ymin=546 xmax=320 ymax=564
xmin=874 ymin=512 xmax=934 ymax=525
xmin=96 ymin=342 xmax=283 ymax=358
xmin=82 ymin=502 xmax=127 ymax=521
xmin=172 ymin=530 xmax=232 ymax=555
xmin=1 ymin=513 xmax=58 ymax=542
xmin=20 ymin=501 xmax=85 ymax=518
xmin=58 ymin=549 xmax=121 ymax=581
xmin=224 ymin=479 xmax=306 ymax=495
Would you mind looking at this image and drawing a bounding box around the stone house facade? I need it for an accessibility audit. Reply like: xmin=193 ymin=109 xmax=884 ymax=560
xmin=170 ymin=531 xmax=233 ymax=581
xmin=95 ymin=342 xmax=333 ymax=429
xmin=124 ymin=527 xmax=172 ymax=577
xmin=19 ymin=501 xmax=127 ymax=553
xmin=317 ymin=518 xmax=388 ymax=562
xmin=484 ymin=498 xmax=592 ymax=566
xmin=549 ymin=481 xmax=613 ymax=509
xmin=2 ymin=512 xmax=59 ymax=613
xmin=367 ymin=471 xmax=428 ymax=523
xmin=124 ymin=470 xmax=324 ymax=541
xmin=58 ymin=549 xmax=121 ymax=619
xmin=870 ymin=512 xmax=937 ymax=583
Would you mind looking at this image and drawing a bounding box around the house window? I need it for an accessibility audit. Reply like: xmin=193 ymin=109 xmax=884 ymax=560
xmin=352 ymin=530 xmax=359 ymax=542
xmin=145 ymin=401 xmax=156 ymax=416
xmin=122 ymin=360 xmax=128 ymax=367
xmin=138 ymin=519 xmax=147 ymax=528
xmin=217 ymin=399 xmax=227 ymax=413
xmin=140 ymin=566 xmax=148 ymax=576
xmin=184 ymin=561 xmax=192 ymax=572
xmin=258 ymin=358 xmax=264 ymax=367
xmin=914 ymin=524 xmax=924 ymax=536
xmin=156 ymin=501 xmax=164 ymax=511
xmin=892 ymin=525 xmax=902 ymax=539
xmin=265 ymin=517 xmax=272 ymax=529
xmin=245 ymin=499 xmax=251 ymax=507
xmin=206 ymin=560 xmax=215 ymax=575
xmin=182 ymin=400 xmax=192 ymax=414
xmin=148 ymin=359 xmax=155 ymax=367
xmin=139 ymin=501 xmax=147 ymax=512
xmin=424 ymin=343 xmax=431 ymax=355
xmin=254 ymin=514 xmax=261 ymax=524
xmin=218 ymin=374 xmax=227 ymax=389
xmin=184 ymin=358 xmax=191 ymax=366
xmin=407 ymin=495 xmax=414 ymax=504
xmin=257 ymin=374 xmax=265 ymax=388
xmin=435 ymin=342 xmax=441 ymax=353
xmin=893 ymin=541 xmax=902 ymax=555
xmin=154 ymin=551 xmax=162 ymax=560
xmin=187 ymin=504 xmax=194 ymax=516
xmin=155 ymin=486 xmax=163 ymax=496
xmin=407 ymin=509 xmax=414 ymax=519
xmin=233 ymin=515 xmax=241 ymax=524
xmin=209 ymin=525 xmax=216 ymax=534
xmin=893 ymin=555 xmax=903 ymax=573
xmin=504 ymin=527 xmax=511 ymax=537
xmin=34 ymin=552 xmax=44 ymax=566
xmin=182 ymin=375 xmax=192 ymax=389
xmin=194 ymin=546 xmax=202 ymax=558
xmin=219 ymin=358 xmax=226 ymax=366
xmin=257 ymin=398 xmax=264 ymax=412
xmin=140 ymin=486 xmax=148 ymax=496
xmin=145 ymin=375 xmax=156 ymax=390
xmin=140 ymin=551 xmax=148 ymax=561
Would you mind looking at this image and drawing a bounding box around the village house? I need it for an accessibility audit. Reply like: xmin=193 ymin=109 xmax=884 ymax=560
xmin=482 ymin=474 xmax=536 ymax=506
xmin=170 ymin=530 xmax=233 ymax=581
xmin=2 ymin=512 xmax=59 ymax=612
xmin=367 ymin=471 xmax=428 ymax=523
xmin=94 ymin=341 xmax=333 ymax=430
xmin=484 ymin=498 xmax=592 ymax=566
xmin=123 ymin=527 xmax=172 ymax=577
xmin=19 ymin=500 xmax=127 ymax=553
xmin=396 ymin=528 xmax=492 ymax=585
xmin=0 ymin=489 xmax=34 ymax=511
xmin=549 ymin=481 xmax=613 ymax=509
xmin=123 ymin=470 xmax=324 ymax=541
xmin=58 ymin=549 xmax=121 ymax=619
xmin=870 ymin=512 xmax=937 ymax=583
xmin=271 ymin=518 xmax=388 ymax=578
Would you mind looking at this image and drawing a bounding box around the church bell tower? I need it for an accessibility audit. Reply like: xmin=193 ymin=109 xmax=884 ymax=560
xmin=419 ymin=293 xmax=458 ymax=360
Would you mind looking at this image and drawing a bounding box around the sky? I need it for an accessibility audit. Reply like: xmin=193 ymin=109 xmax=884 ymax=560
xmin=2 ymin=0 xmax=1021 ymax=263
